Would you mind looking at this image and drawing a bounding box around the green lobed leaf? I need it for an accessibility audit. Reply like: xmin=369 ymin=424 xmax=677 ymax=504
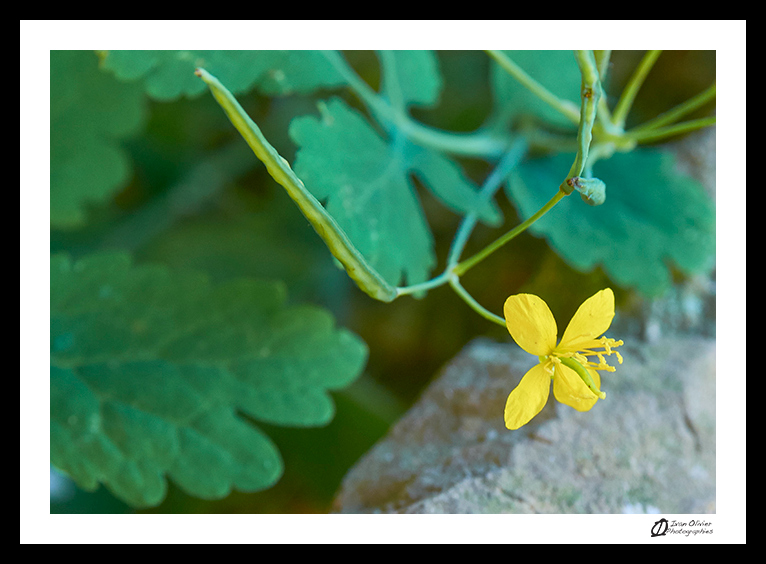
xmin=50 ymin=252 xmax=368 ymax=507
xmin=490 ymin=50 xmax=582 ymax=129
xmin=50 ymin=51 xmax=147 ymax=228
xmin=507 ymin=149 xmax=715 ymax=296
xmin=289 ymin=97 xmax=501 ymax=288
xmin=98 ymin=50 xmax=347 ymax=100
xmin=288 ymin=51 xmax=501 ymax=287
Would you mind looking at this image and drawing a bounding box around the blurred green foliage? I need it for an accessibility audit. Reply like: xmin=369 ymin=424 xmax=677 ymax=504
xmin=510 ymin=150 xmax=715 ymax=295
xmin=51 ymin=251 xmax=367 ymax=507
xmin=50 ymin=50 xmax=714 ymax=513
xmin=98 ymin=50 xmax=348 ymax=100
xmin=50 ymin=51 xmax=146 ymax=228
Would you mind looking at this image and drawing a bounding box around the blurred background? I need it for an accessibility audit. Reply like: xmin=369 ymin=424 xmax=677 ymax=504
xmin=50 ymin=50 xmax=715 ymax=513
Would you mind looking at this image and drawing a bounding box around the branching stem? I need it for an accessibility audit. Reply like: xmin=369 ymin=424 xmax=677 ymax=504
xmin=629 ymin=81 xmax=716 ymax=133
xmin=612 ymin=50 xmax=662 ymax=128
xmin=625 ymin=116 xmax=716 ymax=143
xmin=322 ymin=50 xmax=508 ymax=159
xmin=199 ymin=50 xmax=715 ymax=328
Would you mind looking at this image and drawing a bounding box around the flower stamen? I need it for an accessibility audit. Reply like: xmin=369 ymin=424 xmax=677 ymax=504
xmin=561 ymin=335 xmax=623 ymax=374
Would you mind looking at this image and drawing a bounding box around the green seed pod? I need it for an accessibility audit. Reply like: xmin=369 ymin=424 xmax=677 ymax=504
xmin=195 ymin=68 xmax=398 ymax=302
xmin=572 ymin=176 xmax=606 ymax=206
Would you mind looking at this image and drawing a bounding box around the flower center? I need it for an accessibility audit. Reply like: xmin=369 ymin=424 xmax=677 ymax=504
xmin=545 ymin=336 xmax=624 ymax=399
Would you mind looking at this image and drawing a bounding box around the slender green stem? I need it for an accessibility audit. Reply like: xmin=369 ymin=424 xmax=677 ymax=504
xmin=395 ymin=271 xmax=451 ymax=297
xmin=612 ymin=50 xmax=662 ymax=128
xmin=592 ymin=50 xmax=620 ymax=135
xmin=485 ymin=50 xmax=581 ymax=126
xmin=449 ymin=275 xmax=506 ymax=327
xmin=625 ymin=117 xmax=716 ymax=143
xmin=453 ymin=189 xmax=567 ymax=277
xmin=320 ymin=50 xmax=386 ymax=117
xmin=565 ymin=51 xmax=602 ymax=180
xmin=629 ymin=81 xmax=716 ymax=133
xmin=397 ymin=121 xmax=509 ymax=159
xmin=593 ymin=50 xmax=612 ymax=82
xmin=447 ymin=137 xmax=529 ymax=267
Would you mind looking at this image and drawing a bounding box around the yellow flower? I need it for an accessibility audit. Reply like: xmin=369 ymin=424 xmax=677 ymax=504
xmin=503 ymin=288 xmax=624 ymax=430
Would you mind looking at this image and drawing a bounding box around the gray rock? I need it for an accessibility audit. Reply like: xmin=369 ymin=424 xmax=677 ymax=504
xmin=332 ymin=334 xmax=714 ymax=514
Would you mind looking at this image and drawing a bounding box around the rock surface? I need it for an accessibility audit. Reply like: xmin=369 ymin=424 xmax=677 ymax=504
xmin=332 ymin=334 xmax=715 ymax=514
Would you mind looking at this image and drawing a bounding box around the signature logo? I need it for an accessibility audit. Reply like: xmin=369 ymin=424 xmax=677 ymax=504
xmin=650 ymin=518 xmax=713 ymax=538
xmin=651 ymin=518 xmax=669 ymax=537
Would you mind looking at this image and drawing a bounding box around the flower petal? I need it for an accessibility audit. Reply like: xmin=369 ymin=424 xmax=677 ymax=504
xmin=504 ymin=293 xmax=557 ymax=356
xmin=504 ymin=362 xmax=551 ymax=430
xmin=558 ymin=288 xmax=615 ymax=352
xmin=553 ymin=363 xmax=599 ymax=412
